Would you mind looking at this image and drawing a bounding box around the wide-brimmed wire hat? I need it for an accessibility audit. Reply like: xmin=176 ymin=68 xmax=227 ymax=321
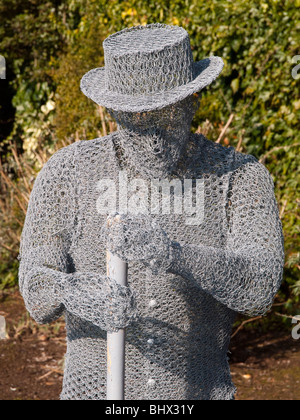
xmin=80 ymin=23 xmax=224 ymax=113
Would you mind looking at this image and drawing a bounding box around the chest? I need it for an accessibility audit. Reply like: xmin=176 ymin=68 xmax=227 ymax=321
xmin=70 ymin=166 xmax=230 ymax=269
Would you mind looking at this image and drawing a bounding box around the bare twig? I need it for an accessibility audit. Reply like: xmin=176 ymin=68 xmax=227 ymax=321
xmin=5 ymin=224 xmax=22 ymax=243
xmin=272 ymin=301 xmax=289 ymax=307
xmin=0 ymin=242 xmax=17 ymax=254
xmin=259 ymin=143 xmax=300 ymax=164
xmin=0 ymin=158 xmax=7 ymax=193
xmin=37 ymin=368 xmax=63 ymax=381
xmin=98 ymin=106 xmax=107 ymax=137
xmin=274 ymin=312 xmax=300 ymax=321
xmin=0 ymin=168 xmax=15 ymax=191
xmin=14 ymin=194 xmax=27 ymax=215
xmin=34 ymin=152 xmax=45 ymax=167
xmin=109 ymin=121 xmax=116 ymax=133
xmin=11 ymin=143 xmax=31 ymax=195
xmin=231 ymin=316 xmax=263 ymax=339
xmin=236 ymin=129 xmax=245 ymax=152
xmin=280 ymin=199 xmax=288 ymax=220
xmin=0 ymin=171 xmax=27 ymax=215
xmin=216 ymin=113 xmax=234 ymax=144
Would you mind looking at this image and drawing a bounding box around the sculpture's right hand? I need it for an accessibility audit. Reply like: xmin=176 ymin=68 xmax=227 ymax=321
xmin=61 ymin=273 xmax=138 ymax=332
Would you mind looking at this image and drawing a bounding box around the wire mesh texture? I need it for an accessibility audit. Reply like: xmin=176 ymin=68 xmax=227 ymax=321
xmin=80 ymin=23 xmax=224 ymax=112
xmin=19 ymin=24 xmax=284 ymax=400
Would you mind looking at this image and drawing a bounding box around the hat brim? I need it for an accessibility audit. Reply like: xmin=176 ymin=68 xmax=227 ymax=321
xmin=80 ymin=56 xmax=224 ymax=113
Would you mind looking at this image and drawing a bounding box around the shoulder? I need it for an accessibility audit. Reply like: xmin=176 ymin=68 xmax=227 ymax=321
xmin=226 ymin=149 xmax=275 ymax=195
xmin=195 ymin=134 xmax=258 ymax=169
xmin=70 ymin=134 xmax=117 ymax=165
xmin=231 ymin=149 xmax=274 ymax=187
xmin=231 ymin=148 xmax=259 ymax=170
xmin=74 ymin=134 xmax=116 ymax=153
xmin=41 ymin=134 xmax=116 ymax=173
xmin=196 ymin=133 xmax=271 ymax=175
xmin=41 ymin=141 xmax=80 ymax=173
xmin=191 ymin=134 xmax=237 ymax=175
xmin=192 ymin=134 xmax=274 ymax=188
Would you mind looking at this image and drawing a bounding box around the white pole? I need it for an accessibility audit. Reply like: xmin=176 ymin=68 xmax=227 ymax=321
xmin=106 ymin=249 xmax=128 ymax=400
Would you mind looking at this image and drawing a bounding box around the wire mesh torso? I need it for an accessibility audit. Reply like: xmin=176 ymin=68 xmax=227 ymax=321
xmin=19 ymin=127 xmax=284 ymax=400
xmin=62 ymin=134 xmax=237 ymax=399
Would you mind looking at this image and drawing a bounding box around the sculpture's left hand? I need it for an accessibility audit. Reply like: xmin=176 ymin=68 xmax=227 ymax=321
xmin=103 ymin=213 xmax=175 ymax=273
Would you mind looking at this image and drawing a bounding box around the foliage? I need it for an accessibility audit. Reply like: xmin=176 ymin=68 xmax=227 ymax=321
xmin=0 ymin=0 xmax=299 ymax=317
xmin=0 ymin=0 xmax=68 ymax=161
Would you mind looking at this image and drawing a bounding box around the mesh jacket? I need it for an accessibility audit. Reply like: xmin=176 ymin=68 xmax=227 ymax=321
xmin=18 ymin=133 xmax=284 ymax=400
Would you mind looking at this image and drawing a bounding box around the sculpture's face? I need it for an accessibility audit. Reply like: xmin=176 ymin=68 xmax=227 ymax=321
xmin=109 ymin=94 xmax=201 ymax=178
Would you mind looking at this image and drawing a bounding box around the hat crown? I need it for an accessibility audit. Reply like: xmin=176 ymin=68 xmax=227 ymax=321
xmin=103 ymin=24 xmax=195 ymax=97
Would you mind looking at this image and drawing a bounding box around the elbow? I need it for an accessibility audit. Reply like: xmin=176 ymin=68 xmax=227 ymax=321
xmin=237 ymin=262 xmax=284 ymax=317
xmin=28 ymin=303 xmax=65 ymax=325
xmin=22 ymin=287 xmax=64 ymax=324
xmin=238 ymin=294 xmax=275 ymax=317
xmin=19 ymin=271 xmax=64 ymax=325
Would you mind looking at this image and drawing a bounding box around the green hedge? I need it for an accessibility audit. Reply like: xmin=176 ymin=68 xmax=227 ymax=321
xmin=0 ymin=0 xmax=299 ymax=314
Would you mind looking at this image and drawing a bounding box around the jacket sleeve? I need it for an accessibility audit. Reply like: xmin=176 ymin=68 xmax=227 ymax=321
xmin=18 ymin=143 xmax=80 ymax=323
xmin=170 ymin=156 xmax=285 ymax=316
xmin=18 ymin=143 xmax=136 ymax=330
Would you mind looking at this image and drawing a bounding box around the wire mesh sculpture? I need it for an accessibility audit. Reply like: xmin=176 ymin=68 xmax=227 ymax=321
xmin=18 ymin=23 xmax=284 ymax=400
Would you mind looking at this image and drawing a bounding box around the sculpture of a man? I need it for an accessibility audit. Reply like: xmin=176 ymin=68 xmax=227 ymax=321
xmin=19 ymin=24 xmax=284 ymax=400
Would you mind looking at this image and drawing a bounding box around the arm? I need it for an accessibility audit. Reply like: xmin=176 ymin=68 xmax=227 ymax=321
xmin=169 ymin=157 xmax=285 ymax=316
xmin=18 ymin=143 xmax=136 ymax=331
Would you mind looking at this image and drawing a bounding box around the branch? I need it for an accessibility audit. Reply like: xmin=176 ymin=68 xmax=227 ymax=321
xmin=231 ymin=316 xmax=263 ymax=339
xmin=98 ymin=106 xmax=107 ymax=137
xmin=259 ymin=143 xmax=300 ymax=164
xmin=216 ymin=113 xmax=234 ymax=144
xmin=274 ymin=312 xmax=300 ymax=321
xmin=0 ymin=242 xmax=18 ymax=256
xmin=236 ymin=129 xmax=245 ymax=152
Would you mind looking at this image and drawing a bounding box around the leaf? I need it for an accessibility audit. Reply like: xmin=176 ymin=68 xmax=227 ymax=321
xmin=231 ymin=78 xmax=240 ymax=94
xmin=293 ymin=100 xmax=300 ymax=110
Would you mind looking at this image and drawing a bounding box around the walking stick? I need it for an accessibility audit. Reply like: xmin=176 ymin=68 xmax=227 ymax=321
xmin=106 ymin=248 xmax=128 ymax=400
